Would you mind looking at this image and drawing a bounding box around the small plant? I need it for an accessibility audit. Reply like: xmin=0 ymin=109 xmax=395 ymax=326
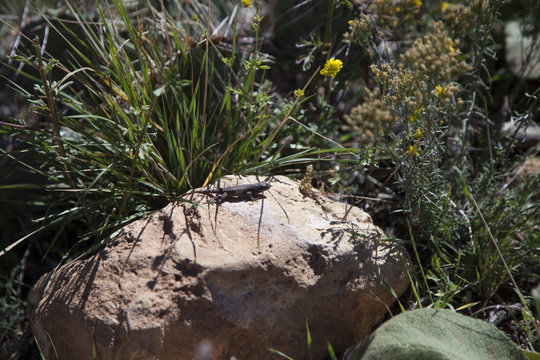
xmin=269 ymin=320 xmax=338 ymax=360
xmin=342 ymin=86 xmax=396 ymax=145
xmin=1 ymin=0 xmax=292 ymax=256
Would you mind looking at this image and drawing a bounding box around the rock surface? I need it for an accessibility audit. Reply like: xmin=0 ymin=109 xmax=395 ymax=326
xmin=28 ymin=175 xmax=410 ymax=360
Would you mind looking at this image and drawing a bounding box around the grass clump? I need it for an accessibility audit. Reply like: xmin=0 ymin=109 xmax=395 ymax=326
xmin=2 ymin=0 xmax=291 ymax=255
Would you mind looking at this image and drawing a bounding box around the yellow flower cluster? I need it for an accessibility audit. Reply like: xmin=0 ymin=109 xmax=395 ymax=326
xmin=407 ymin=144 xmax=419 ymax=156
xmin=343 ymin=15 xmax=371 ymax=47
xmin=370 ymin=0 xmax=423 ymax=29
xmin=241 ymin=0 xmax=251 ymax=7
xmin=371 ymin=22 xmax=470 ymax=113
xmin=320 ymin=58 xmax=343 ymax=77
xmin=396 ymin=0 xmax=422 ymax=13
xmin=441 ymin=2 xmax=476 ymax=37
xmin=400 ymin=22 xmax=471 ymax=82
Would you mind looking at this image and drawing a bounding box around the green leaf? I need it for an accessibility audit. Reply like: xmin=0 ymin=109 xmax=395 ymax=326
xmin=327 ymin=341 xmax=337 ymax=360
xmin=268 ymin=348 xmax=295 ymax=360
xmin=347 ymin=308 xmax=527 ymax=360
xmin=306 ymin=319 xmax=312 ymax=359
xmin=532 ymin=284 xmax=540 ymax=318
xmin=524 ymin=350 xmax=540 ymax=360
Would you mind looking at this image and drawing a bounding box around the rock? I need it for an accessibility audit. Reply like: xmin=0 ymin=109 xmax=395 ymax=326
xmin=505 ymin=20 xmax=540 ymax=80
xmin=28 ymin=175 xmax=410 ymax=360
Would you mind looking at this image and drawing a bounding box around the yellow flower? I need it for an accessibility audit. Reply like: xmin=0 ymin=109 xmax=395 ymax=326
xmin=435 ymin=84 xmax=447 ymax=96
xmin=414 ymin=129 xmax=423 ymax=139
xmin=241 ymin=0 xmax=251 ymax=7
xmin=294 ymin=89 xmax=305 ymax=98
xmin=408 ymin=106 xmax=423 ymax=122
xmin=320 ymin=58 xmax=343 ymax=77
xmin=441 ymin=2 xmax=449 ymax=11
xmin=407 ymin=144 xmax=419 ymax=156
xmin=410 ymin=0 xmax=422 ymax=13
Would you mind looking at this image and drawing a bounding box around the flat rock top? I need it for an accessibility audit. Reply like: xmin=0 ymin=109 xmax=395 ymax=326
xmin=160 ymin=175 xmax=380 ymax=271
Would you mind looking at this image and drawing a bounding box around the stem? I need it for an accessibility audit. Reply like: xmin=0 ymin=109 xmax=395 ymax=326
xmin=33 ymin=36 xmax=77 ymax=190
xmin=322 ymin=0 xmax=335 ymax=56
xmin=257 ymin=66 xmax=320 ymax=161
xmin=119 ymin=96 xmax=158 ymax=217
xmin=33 ymin=37 xmax=65 ymax=162
xmin=33 ymin=36 xmax=94 ymax=229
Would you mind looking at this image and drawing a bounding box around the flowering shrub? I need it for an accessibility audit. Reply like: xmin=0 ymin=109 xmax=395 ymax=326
xmin=342 ymin=87 xmax=396 ymax=145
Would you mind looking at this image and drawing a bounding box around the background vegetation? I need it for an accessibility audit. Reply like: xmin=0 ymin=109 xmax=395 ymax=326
xmin=0 ymin=0 xmax=538 ymax=358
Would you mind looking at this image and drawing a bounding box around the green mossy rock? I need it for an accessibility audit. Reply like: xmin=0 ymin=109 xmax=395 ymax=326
xmin=347 ymin=308 xmax=526 ymax=360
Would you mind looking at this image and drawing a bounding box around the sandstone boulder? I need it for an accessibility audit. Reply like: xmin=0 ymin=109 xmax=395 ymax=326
xmin=28 ymin=175 xmax=410 ymax=359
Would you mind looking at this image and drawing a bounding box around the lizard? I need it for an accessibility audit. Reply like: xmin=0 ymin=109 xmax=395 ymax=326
xmin=184 ymin=181 xmax=273 ymax=247
xmin=186 ymin=182 xmax=271 ymax=204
